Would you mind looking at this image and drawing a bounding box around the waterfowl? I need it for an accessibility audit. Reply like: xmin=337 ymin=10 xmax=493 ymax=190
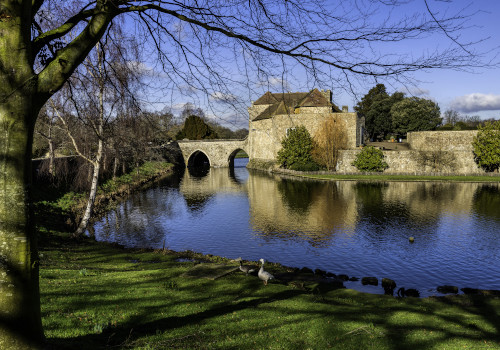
xmin=397 ymin=287 xmax=420 ymax=298
xmin=258 ymin=258 xmax=274 ymax=285
xmin=239 ymin=260 xmax=255 ymax=275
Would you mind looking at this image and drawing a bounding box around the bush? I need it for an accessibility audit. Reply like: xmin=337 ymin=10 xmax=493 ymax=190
xmin=289 ymin=161 xmax=320 ymax=172
xmin=352 ymin=146 xmax=388 ymax=172
xmin=277 ymin=126 xmax=319 ymax=170
xmin=472 ymin=121 xmax=500 ymax=172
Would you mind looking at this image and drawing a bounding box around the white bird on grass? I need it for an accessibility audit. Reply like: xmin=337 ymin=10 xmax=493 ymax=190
xmin=258 ymin=258 xmax=274 ymax=285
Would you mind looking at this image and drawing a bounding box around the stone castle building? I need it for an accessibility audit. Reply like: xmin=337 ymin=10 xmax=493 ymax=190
xmin=246 ymin=89 xmax=365 ymax=164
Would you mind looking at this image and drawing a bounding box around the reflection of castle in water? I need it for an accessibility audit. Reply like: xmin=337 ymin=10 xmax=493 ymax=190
xmin=178 ymin=166 xmax=500 ymax=245
xmin=246 ymin=173 xmax=359 ymax=243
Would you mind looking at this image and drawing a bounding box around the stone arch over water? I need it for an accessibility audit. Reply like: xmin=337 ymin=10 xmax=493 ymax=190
xmin=187 ymin=150 xmax=210 ymax=167
xmin=228 ymin=148 xmax=249 ymax=168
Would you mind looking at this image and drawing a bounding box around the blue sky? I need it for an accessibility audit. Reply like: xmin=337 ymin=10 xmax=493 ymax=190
xmin=335 ymin=0 xmax=500 ymax=120
xmin=136 ymin=0 xmax=500 ymax=129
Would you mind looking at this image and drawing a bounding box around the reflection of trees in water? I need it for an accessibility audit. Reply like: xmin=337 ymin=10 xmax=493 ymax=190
xmin=353 ymin=182 xmax=440 ymax=238
xmin=253 ymin=177 xmax=352 ymax=247
xmin=473 ymin=184 xmax=500 ymax=221
xmin=412 ymin=182 xmax=458 ymax=202
xmin=183 ymin=193 xmax=214 ymax=214
xmin=97 ymin=188 xmax=179 ymax=248
xmin=354 ymin=182 xmax=412 ymax=235
xmin=277 ymin=177 xmax=314 ymax=213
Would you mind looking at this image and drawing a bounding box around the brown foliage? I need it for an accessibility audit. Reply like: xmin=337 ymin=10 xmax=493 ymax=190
xmin=312 ymin=117 xmax=348 ymax=171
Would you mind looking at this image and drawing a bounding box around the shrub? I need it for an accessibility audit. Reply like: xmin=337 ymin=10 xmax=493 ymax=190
xmin=289 ymin=161 xmax=320 ymax=172
xmin=472 ymin=121 xmax=500 ymax=172
xmin=277 ymin=126 xmax=319 ymax=170
xmin=352 ymin=146 xmax=388 ymax=172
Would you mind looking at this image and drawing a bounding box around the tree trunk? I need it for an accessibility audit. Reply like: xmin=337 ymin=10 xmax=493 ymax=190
xmin=0 ymin=106 xmax=44 ymax=350
xmin=74 ymin=51 xmax=106 ymax=237
xmin=113 ymin=156 xmax=120 ymax=179
xmin=0 ymin=4 xmax=44 ymax=348
xmin=47 ymin=128 xmax=55 ymax=177
xmin=73 ymin=148 xmax=102 ymax=237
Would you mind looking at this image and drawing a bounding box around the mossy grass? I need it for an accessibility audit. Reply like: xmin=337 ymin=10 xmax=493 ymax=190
xmin=38 ymin=232 xmax=500 ymax=349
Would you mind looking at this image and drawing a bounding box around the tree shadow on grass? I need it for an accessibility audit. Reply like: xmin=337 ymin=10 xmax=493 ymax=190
xmin=42 ymin=280 xmax=500 ymax=350
xmin=39 ymin=239 xmax=500 ymax=350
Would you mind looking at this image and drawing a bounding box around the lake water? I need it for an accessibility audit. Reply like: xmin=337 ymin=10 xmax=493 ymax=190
xmin=92 ymin=158 xmax=500 ymax=297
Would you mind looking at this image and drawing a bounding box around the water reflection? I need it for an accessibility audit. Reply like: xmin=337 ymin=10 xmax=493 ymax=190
xmin=473 ymin=184 xmax=500 ymax=221
xmin=93 ymin=159 xmax=500 ymax=296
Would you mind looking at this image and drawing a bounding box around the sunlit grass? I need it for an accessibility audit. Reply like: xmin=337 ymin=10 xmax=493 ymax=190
xmin=39 ymin=234 xmax=500 ymax=349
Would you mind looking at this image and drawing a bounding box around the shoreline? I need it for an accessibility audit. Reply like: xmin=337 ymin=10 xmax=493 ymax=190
xmin=246 ymin=160 xmax=500 ymax=182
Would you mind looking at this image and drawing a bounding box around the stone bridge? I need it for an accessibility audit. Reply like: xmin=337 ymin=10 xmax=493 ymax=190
xmin=176 ymin=138 xmax=248 ymax=167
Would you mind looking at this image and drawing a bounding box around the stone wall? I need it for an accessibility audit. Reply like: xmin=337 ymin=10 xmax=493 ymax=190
xmin=336 ymin=149 xmax=484 ymax=174
xmin=407 ymin=130 xmax=478 ymax=151
xmin=335 ymin=130 xmax=487 ymax=174
xmin=248 ymin=111 xmax=362 ymax=162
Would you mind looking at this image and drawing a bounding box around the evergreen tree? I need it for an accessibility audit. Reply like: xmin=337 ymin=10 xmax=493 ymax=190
xmin=277 ymin=126 xmax=318 ymax=171
xmin=355 ymin=84 xmax=404 ymax=140
xmin=391 ymin=97 xmax=442 ymax=135
xmin=176 ymin=115 xmax=219 ymax=140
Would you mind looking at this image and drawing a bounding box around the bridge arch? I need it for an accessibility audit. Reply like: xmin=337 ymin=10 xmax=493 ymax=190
xmin=177 ymin=139 xmax=248 ymax=168
xmin=187 ymin=150 xmax=211 ymax=167
xmin=228 ymin=148 xmax=249 ymax=167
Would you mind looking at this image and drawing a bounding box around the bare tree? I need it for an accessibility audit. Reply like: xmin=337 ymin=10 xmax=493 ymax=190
xmin=0 ymin=1 xmax=493 ymax=347
xmin=33 ymin=106 xmax=60 ymax=175
xmin=56 ymin=31 xmax=143 ymax=237
xmin=312 ymin=117 xmax=348 ymax=171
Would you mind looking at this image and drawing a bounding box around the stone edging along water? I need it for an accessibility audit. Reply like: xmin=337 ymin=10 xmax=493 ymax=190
xmin=246 ymin=161 xmax=500 ymax=181
xmin=167 ymin=249 xmax=500 ymax=298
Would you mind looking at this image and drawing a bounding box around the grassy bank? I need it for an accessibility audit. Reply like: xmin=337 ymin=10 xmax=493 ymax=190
xmin=301 ymin=173 xmax=500 ymax=183
xmin=39 ymin=234 xmax=500 ymax=349
xmin=35 ymin=161 xmax=174 ymax=232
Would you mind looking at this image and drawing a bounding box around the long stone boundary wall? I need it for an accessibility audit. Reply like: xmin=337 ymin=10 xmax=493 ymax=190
xmin=336 ymin=149 xmax=485 ymax=175
xmin=407 ymin=130 xmax=478 ymax=151
xmin=335 ymin=130 xmax=486 ymax=175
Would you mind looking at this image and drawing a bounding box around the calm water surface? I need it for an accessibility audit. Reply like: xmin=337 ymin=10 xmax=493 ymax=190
xmin=93 ymin=158 xmax=500 ymax=296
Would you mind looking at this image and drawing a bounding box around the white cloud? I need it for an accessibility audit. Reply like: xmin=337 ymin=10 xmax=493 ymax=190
xmin=125 ymin=61 xmax=153 ymax=75
xmin=398 ymin=86 xmax=430 ymax=97
xmin=256 ymin=76 xmax=290 ymax=90
xmin=210 ymin=91 xmax=238 ymax=103
xmin=450 ymin=93 xmax=500 ymax=113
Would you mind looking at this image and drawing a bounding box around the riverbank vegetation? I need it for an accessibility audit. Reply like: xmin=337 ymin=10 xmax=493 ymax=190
xmin=34 ymin=161 xmax=174 ymax=233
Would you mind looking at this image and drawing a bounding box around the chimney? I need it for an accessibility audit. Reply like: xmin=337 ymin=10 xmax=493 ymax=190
xmin=342 ymin=105 xmax=348 ymax=113
xmin=321 ymin=89 xmax=332 ymax=103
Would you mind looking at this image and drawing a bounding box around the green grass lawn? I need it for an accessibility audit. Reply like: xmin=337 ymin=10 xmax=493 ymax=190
xmin=39 ymin=233 xmax=500 ymax=349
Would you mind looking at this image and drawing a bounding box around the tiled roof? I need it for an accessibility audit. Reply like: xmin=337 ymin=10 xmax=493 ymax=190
xmin=252 ymin=89 xmax=340 ymax=120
